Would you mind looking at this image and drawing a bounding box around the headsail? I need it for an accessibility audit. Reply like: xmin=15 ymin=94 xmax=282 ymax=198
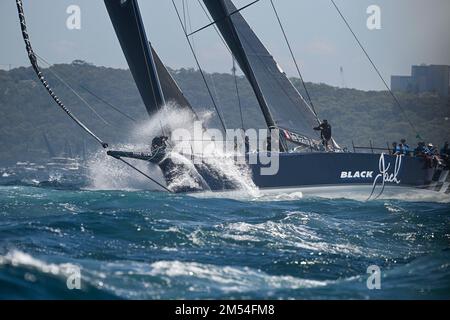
xmin=105 ymin=0 xmax=195 ymax=118
xmin=151 ymin=46 xmax=193 ymax=112
xmin=202 ymin=0 xmax=321 ymax=146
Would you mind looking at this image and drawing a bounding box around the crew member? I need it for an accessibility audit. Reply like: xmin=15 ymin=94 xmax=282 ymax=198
xmin=314 ymin=120 xmax=332 ymax=151
xmin=397 ymin=139 xmax=410 ymax=156
xmin=244 ymin=135 xmax=250 ymax=154
xmin=151 ymin=135 xmax=169 ymax=155
xmin=414 ymin=142 xmax=426 ymax=157
xmin=423 ymin=143 xmax=438 ymax=168
xmin=426 ymin=143 xmax=436 ymax=156
xmin=391 ymin=142 xmax=398 ymax=155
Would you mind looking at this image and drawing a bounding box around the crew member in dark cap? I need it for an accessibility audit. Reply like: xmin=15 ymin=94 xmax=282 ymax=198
xmin=314 ymin=120 xmax=332 ymax=151
xmin=151 ymin=135 xmax=169 ymax=155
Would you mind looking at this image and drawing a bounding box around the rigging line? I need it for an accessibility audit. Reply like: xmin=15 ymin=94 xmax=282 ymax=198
xmin=330 ymin=0 xmax=421 ymax=138
xmin=148 ymin=41 xmax=200 ymax=124
xmin=269 ymin=0 xmax=319 ymax=121
xmin=217 ymin=7 xmax=289 ymax=152
xmin=35 ymin=54 xmax=110 ymax=125
xmin=233 ymin=23 xmax=320 ymax=137
xmin=186 ymin=0 xmax=196 ymax=54
xmin=187 ymin=0 xmax=261 ymax=37
xmin=78 ymin=85 xmax=137 ymax=123
xmin=15 ymin=0 xmax=108 ymax=149
xmin=113 ymin=156 xmax=172 ymax=192
xmin=200 ymin=0 xmax=312 ymax=133
xmin=196 ymin=0 xmax=233 ymax=57
xmin=196 ymin=0 xmax=245 ymax=130
xmin=196 ymin=0 xmax=244 ymax=130
xmin=182 ymin=0 xmax=197 ymax=57
xmin=172 ymin=0 xmax=227 ymax=133
xmin=233 ymin=58 xmax=245 ymax=130
xmin=209 ymin=73 xmax=221 ymax=108
xmin=182 ymin=0 xmax=187 ymax=31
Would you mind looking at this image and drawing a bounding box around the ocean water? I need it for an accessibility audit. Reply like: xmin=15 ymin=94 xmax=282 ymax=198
xmin=0 ymin=162 xmax=449 ymax=300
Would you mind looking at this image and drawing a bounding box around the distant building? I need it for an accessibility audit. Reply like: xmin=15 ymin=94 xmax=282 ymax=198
xmin=391 ymin=76 xmax=412 ymax=92
xmin=391 ymin=64 xmax=449 ymax=97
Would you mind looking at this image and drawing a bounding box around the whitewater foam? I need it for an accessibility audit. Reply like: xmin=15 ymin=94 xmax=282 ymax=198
xmin=193 ymin=185 xmax=450 ymax=203
xmin=0 ymin=250 xmax=78 ymax=277
xmin=219 ymin=212 xmax=366 ymax=256
xmin=148 ymin=260 xmax=328 ymax=292
xmin=86 ymin=104 xmax=260 ymax=196
xmin=86 ymin=144 xmax=167 ymax=191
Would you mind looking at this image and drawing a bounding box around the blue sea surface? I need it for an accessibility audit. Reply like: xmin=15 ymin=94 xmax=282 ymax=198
xmin=0 ymin=164 xmax=449 ymax=300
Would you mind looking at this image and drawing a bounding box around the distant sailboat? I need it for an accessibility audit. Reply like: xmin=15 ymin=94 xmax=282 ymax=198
xmin=42 ymin=132 xmax=56 ymax=158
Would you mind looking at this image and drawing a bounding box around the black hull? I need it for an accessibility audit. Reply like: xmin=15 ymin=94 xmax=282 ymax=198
xmin=254 ymin=153 xmax=445 ymax=187
xmin=109 ymin=149 xmax=449 ymax=198
xmin=161 ymin=152 xmax=449 ymax=198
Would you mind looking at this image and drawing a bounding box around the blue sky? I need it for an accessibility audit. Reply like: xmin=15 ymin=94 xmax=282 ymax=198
xmin=1 ymin=0 xmax=449 ymax=90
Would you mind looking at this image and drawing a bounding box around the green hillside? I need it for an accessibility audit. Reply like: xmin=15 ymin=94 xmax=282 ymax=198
xmin=0 ymin=61 xmax=449 ymax=164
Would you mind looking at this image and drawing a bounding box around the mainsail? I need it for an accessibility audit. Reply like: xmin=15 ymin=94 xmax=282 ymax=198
xmin=104 ymin=0 xmax=195 ymax=117
xmin=202 ymin=0 xmax=321 ymax=146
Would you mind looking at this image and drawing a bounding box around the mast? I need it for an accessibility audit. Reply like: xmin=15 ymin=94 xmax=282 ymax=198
xmin=203 ymin=0 xmax=276 ymax=131
xmin=202 ymin=0 xmax=321 ymax=148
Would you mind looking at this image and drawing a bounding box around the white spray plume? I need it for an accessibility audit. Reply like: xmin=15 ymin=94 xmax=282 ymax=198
xmin=87 ymin=103 xmax=259 ymax=195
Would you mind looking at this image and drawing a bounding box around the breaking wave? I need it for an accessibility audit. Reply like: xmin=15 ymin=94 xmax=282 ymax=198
xmin=0 ymin=185 xmax=449 ymax=299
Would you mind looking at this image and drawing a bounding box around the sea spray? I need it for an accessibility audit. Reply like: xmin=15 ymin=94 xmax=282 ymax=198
xmin=193 ymin=143 xmax=259 ymax=196
xmin=86 ymin=143 xmax=167 ymax=191
xmin=132 ymin=102 xmax=199 ymax=142
xmin=163 ymin=151 xmax=208 ymax=192
xmin=1 ymin=186 xmax=449 ymax=299
xmin=129 ymin=104 xmax=259 ymax=194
